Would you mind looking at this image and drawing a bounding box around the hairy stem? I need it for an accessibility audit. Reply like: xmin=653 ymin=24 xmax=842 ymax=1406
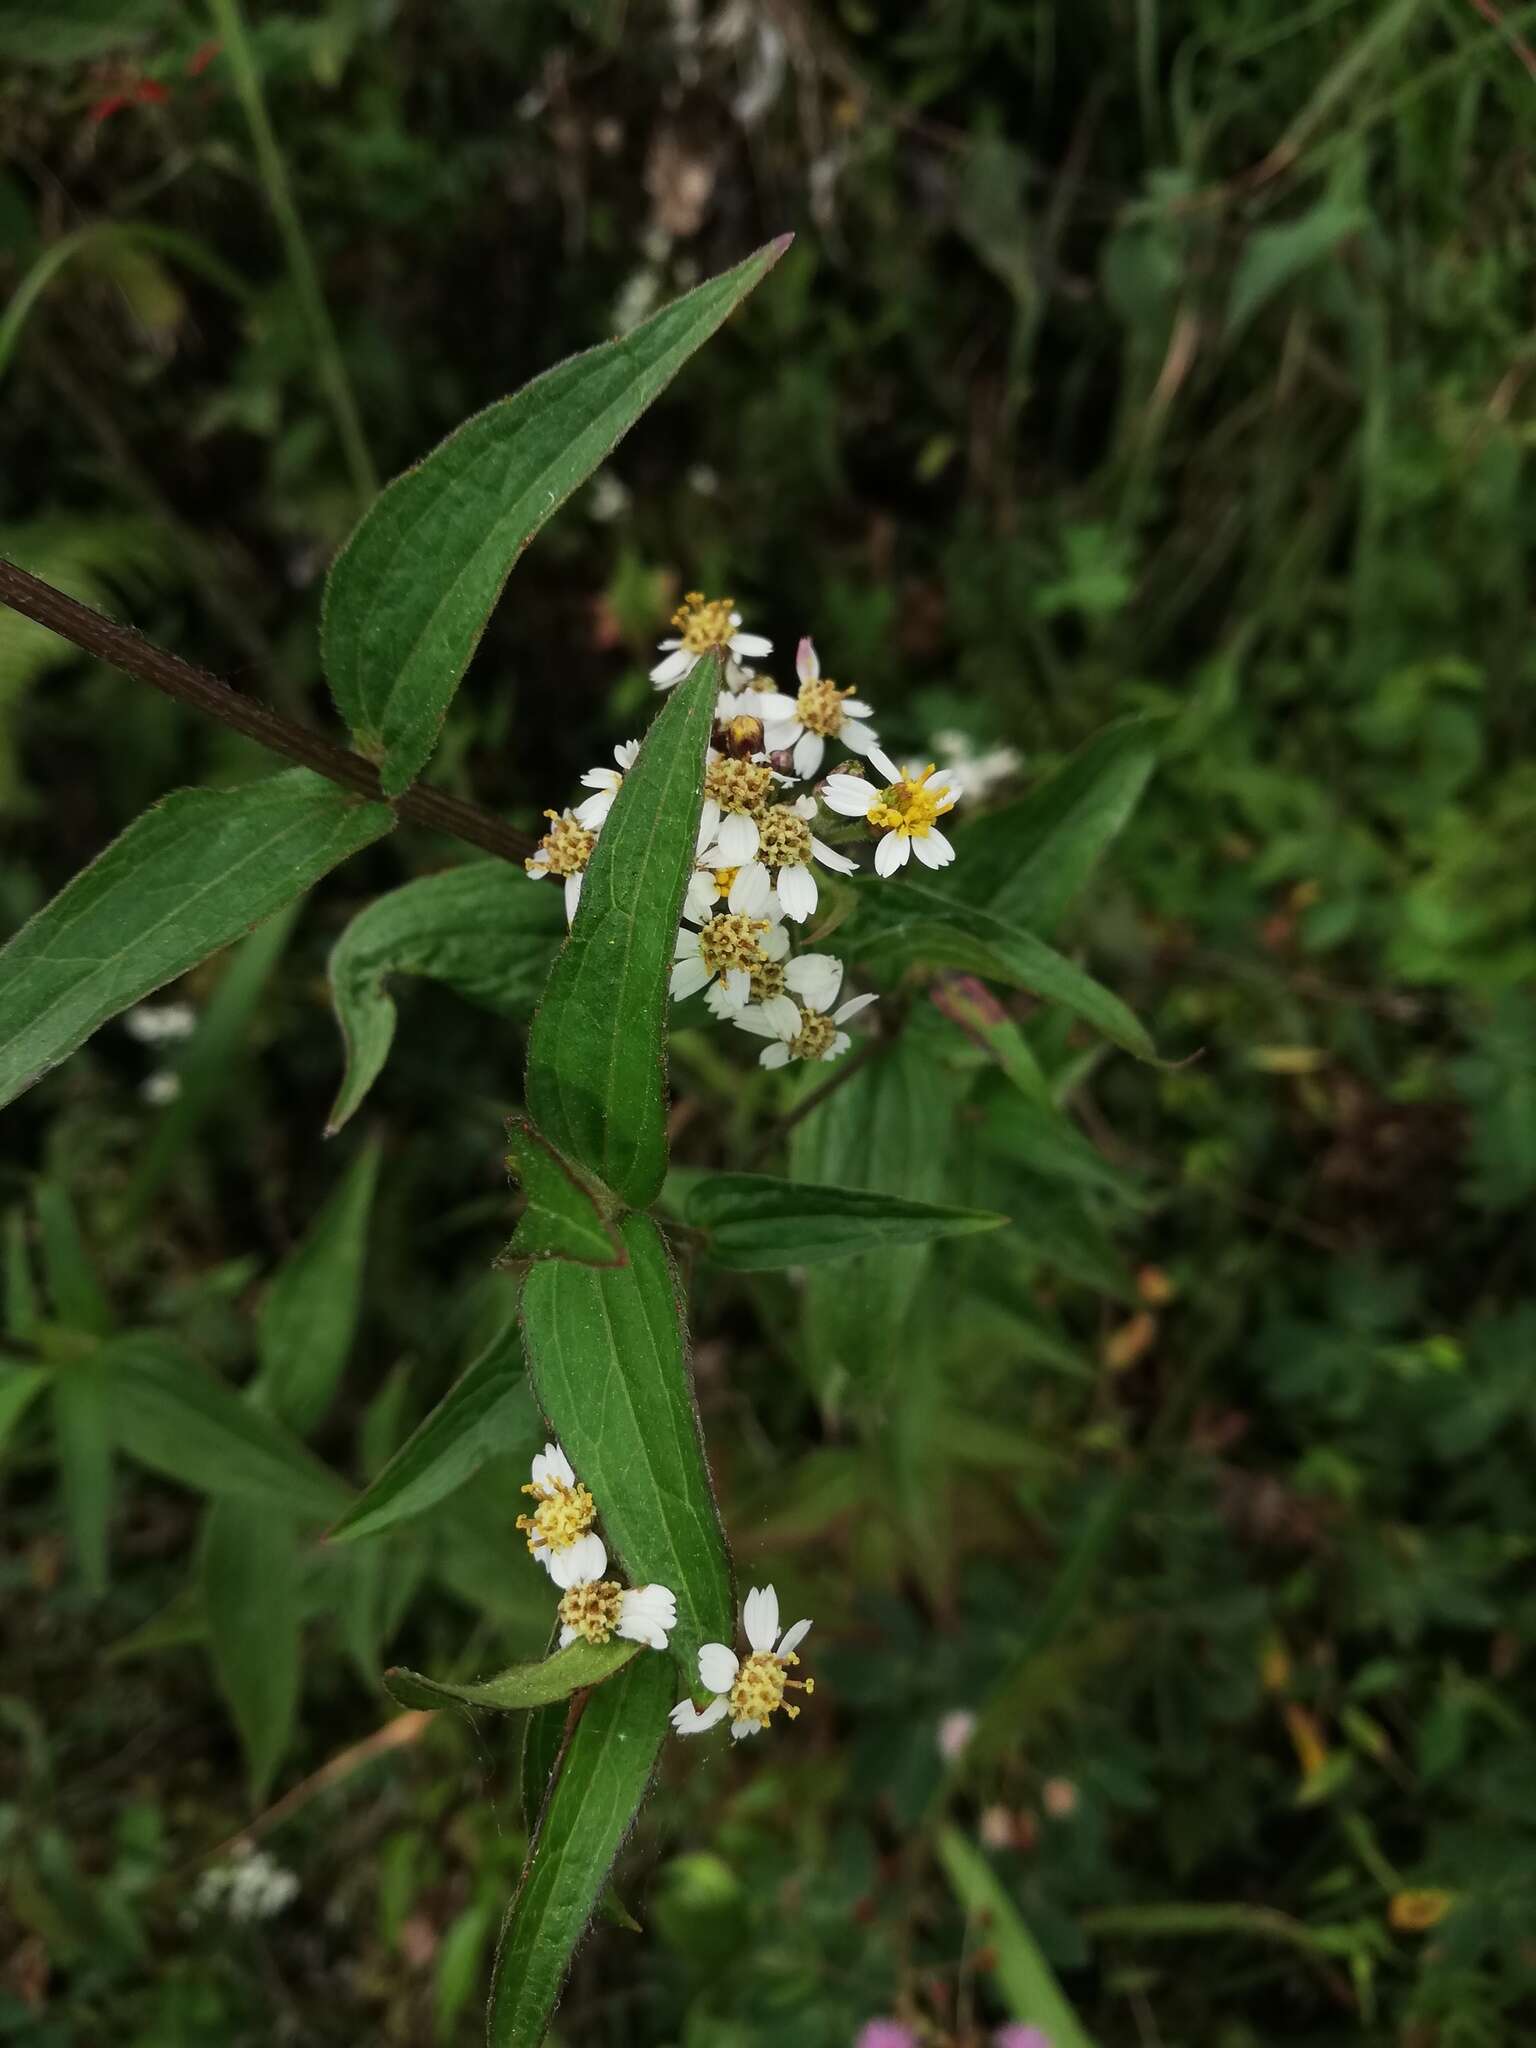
xmin=207 ymin=0 xmax=378 ymax=506
xmin=0 ymin=558 xmax=533 ymax=863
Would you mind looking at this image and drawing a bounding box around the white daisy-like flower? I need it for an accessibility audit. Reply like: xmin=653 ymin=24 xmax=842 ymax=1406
xmin=734 ymin=955 xmax=877 ymax=1066
xmin=671 ymin=876 xmax=790 ymax=1013
xmin=754 ymin=637 xmax=884 ymax=780
xmin=515 ymin=1441 xmax=606 ymax=1589
xmin=557 ymin=1567 xmax=677 ymax=1654
xmin=820 ymin=760 xmax=962 ymax=877
xmin=572 ymin=739 xmax=641 ymax=829
xmin=669 ymin=1585 xmax=814 ymax=1740
xmin=696 ymin=749 xmax=780 ymax=865
xmin=723 ymin=792 xmax=859 ymax=924
xmin=651 ymin=591 xmax=771 ymax=689
xmin=524 ymin=808 xmax=598 ymax=924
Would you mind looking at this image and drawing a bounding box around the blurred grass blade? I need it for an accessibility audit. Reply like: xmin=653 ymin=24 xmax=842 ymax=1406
xmin=326 ymin=1308 xmax=523 ymax=1544
xmin=51 ymin=1367 xmax=112 ymax=1595
xmin=256 ymin=1136 xmax=382 ymax=1435
xmin=1227 ymin=200 xmax=1369 ymax=339
xmin=36 ymin=1180 xmax=112 ymax=1336
xmin=202 ymin=1498 xmax=302 ymax=1803
xmin=682 ymin=1170 xmax=1005 ymax=1270
xmin=520 ymin=1214 xmax=731 ymax=1669
xmin=384 ymin=1639 xmax=638 ymax=1713
xmin=488 ymin=1656 xmax=672 ymax=2048
xmin=852 ymin=878 xmax=1155 ymax=1062
xmin=326 ymin=863 xmax=566 ymax=1133
xmin=938 ymin=1829 xmax=1098 ymax=2048
xmin=0 ymin=771 xmax=393 ymax=1112
xmin=944 ymin=717 xmax=1164 ymax=931
xmin=503 ymin=1120 xmax=625 ymax=1268
xmin=525 ymin=655 xmax=718 ymax=1208
xmin=106 ymin=1334 xmax=351 ymax=1519
xmin=4 ymin=1207 xmax=39 ymax=1339
xmin=321 ymin=239 xmax=789 ymax=794
xmin=0 ymin=1362 xmax=49 ymax=1453
xmin=122 ymin=905 xmax=300 ymax=1217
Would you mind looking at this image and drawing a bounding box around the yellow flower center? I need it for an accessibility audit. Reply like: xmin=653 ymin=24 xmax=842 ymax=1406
xmin=728 ymin=1647 xmax=815 ymax=1727
xmin=788 ymin=1008 xmax=837 ymax=1061
xmin=866 ymin=764 xmax=956 ymax=840
xmin=711 ymin=866 xmax=739 ymax=893
xmin=515 ymin=1476 xmax=596 ymax=1554
xmin=525 ymin=810 xmax=595 ymax=878
xmin=796 ymin=676 xmax=856 ymax=737
xmin=698 ymin=912 xmax=770 ymax=976
xmin=558 ymin=1579 xmax=624 ymax=1646
xmin=750 ymin=956 xmax=787 ymax=1001
xmin=756 ymin=804 xmax=813 ymax=869
xmin=704 ymin=757 xmax=774 ymax=817
xmin=672 ymin=591 xmax=738 ymax=654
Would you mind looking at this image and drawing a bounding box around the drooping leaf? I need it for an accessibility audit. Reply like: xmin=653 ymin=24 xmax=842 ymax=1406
xmin=256 ymin=1137 xmax=382 ymax=1436
xmin=1227 ymin=201 xmax=1369 ymax=340
xmin=384 ymin=1638 xmax=638 ymax=1713
xmin=321 ymin=240 xmax=789 ymax=794
xmin=326 ymin=1306 xmax=525 ymax=1544
xmin=681 ymin=1170 xmax=1005 ymax=1270
xmin=0 ymin=771 xmax=393 ymax=1111
xmin=520 ymin=1213 xmax=731 ymax=1669
xmin=525 ymin=655 xmax=718 ymax=1209
xmin=326 ymin=863 xmax=566 ymax=1133
xmin=788 ymin=1021 xmax=962 ymax=1392
xmin=106 ymin=1335 xmax=351 ymax=1520
xmin=975 ymin=1081 xmax=1144 ymax=1205
xmin=122 ymin=905 xmax=300 ymax=1218
xmin=850 ymin=876 xmax=1155 ymax=1062
xmin=502 ymin=1120 xmax=625 ymax=1268
xmin=938 ymin=1828 xmax=1098 ymax=2048
xmin=941 ymin=717 xmax=1163 ymax=930
xmin=202 ymin=1499 xmax=303 ymax=1804
xmin=929 ymin=974 xmax=1051 ymax=1101
xmin=487 ymin=1656 xmax=673 ymax=2048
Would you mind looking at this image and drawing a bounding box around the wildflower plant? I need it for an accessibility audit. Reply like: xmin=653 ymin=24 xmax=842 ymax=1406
xmin=0 ymin=237 xmax=1160 ymax=2046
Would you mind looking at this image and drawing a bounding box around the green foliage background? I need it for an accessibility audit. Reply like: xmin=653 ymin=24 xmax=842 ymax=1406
xmin=3 ymin=1 xmax=1535 ymax=2043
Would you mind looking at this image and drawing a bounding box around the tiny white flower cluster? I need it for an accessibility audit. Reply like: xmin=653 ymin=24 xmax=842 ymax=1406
xmin=189 ymin=1847 xmax=299 ymax=1925
xmin=523 ymin=590 xmax=967 ymax=1071
xmin=518 ymin=1441 xmax=677 ymax=1653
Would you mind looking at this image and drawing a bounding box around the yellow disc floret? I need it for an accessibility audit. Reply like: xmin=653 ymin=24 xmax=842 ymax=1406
xmin=525 ymin=810 xmax=595 ymax=878
xmin=672 ymin=591 xmax=739 ymax=655
xmin=865 ymin=764 xmax=957 ymax=840
xmin=756 ymin=804 xmax=814 ymax=869
xmin=729 ymin=1647 xmax=815 ymax=1727
xmin=704 ymin=756 xmax=775 ymax=817
xmin=558 ymin=1579 xmax=624 ymax=1646
xmin=516 ymin=1474 xmax=596 ymax=1554
xmin=698 ymin=911 xmax=770 ymax=978
xmin=787 ymin=1008 xmax=837 ymax=1062
xmin=796 ymin=675 xmax=857 ymax=738
xmin=749 ymin=956 xmax=788 ymax=1002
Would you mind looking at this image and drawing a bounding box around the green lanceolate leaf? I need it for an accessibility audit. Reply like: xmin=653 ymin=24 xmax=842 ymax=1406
xmin=0 ymin=770 xmax=393 ymax=1112
xmin=938 ymin=1828 xmax=1098 ymax=2048
xmin=503 ymin=1120 xmax=625 ymax=1268
xmin=944 ymin=716 xmax=1164 ymax=929
xmin=256 ymin=1136 xmax=382 ymax=1435
xmin=106 ymin=1335 xmax=351 ymax=1520
xmin=326 ymin=1306 xmax=524 ymax=1544
xmin=682 ymin=1170 xmax=1006 ymax=1270
xmin=326 ymin=863 xmax=566 ymax=1133
xmin=0 ymin=1361 xmax=49 ymax=1453
xmin=520 ymin=1214 xmax=730 ymax=1669
xmin=321 ymin=239 xmax=789 ymax=794
xmin=850 ymin=876 xmax=1155 ymax=1062
xmin=488 ymin=1655 xmax=673 ymax=2048
xmin=384 ymin=1638 xmax=638 ymax=1713
xmin=525 ymin=655 xmax=718 ymax=1209
xmin=52 ymin=1366 xmax=112 ymax=1595
xmin=202 ymin=1498 xmax=302 ymax=1804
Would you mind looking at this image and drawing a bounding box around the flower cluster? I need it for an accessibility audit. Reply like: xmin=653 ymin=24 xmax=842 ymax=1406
xmin=671 ymin=1583 xmax=815 ymax=1741
xmin=519 ymin=1441 xmax=677 ymax=1651
xmin=524 ymin=591 xmax=966 ymax=1072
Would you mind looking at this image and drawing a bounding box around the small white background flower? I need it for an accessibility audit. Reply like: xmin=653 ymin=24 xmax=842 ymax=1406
xmin=573 ymin=739 xmax=640 ymax=828
xmin=670 ymin=1585 xmax=814 ymax=1739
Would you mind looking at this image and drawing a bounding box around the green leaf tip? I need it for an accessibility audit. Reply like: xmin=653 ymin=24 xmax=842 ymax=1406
xmin=502 ymin=1119 xmax=626 ymax=1269
xmin=383 ymin=1636 xmax=638 ymax=1713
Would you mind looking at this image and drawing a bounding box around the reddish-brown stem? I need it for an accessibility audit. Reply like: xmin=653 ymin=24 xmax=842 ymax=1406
xmin=0 ymin=557 xmax=534 ymax=864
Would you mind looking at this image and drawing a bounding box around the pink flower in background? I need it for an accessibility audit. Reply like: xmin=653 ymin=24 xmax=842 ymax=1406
xmin=995 ymin=2027 xmax=1053 ymax=2048
xmin=855 ymin=2023 xmax=917 ymax=2048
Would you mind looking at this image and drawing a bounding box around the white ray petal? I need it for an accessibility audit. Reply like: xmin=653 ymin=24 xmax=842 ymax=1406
xmin=832 ymin=991 xmax=878 ymax=1025
xmin=777 ymin=864 xmax=817 ymax=922
xmin=670 ymin=955 xmax=712 ymax=1000
xmin=650 ymin=648 xmax=692 ymax=685
xmin=698 ymin=1642 xmax=740 ymax=1693
xmin=874 ymin=830 xmax=910 ymax=876
xmin=760 ymin=1042 xmax=791 ymax=1068
xmin=792 ymin=730 xmax=826 ymax=778
xmin=795 ymin=636 xmax=819 ymax=684
xmin=743 ymin=1584 xmax=780 ymax=1653
xmin=810 ymin=836 xmax=858 ymax=874
xmin=547 ymin=1532 xmax=606 ymax=1589
xmin=728 ymin=862 xmax=772 ymax=915
xmin=714 ymin=811 xmax=760 ymax=864
xmin=820 ymin=774 xmax=875 ymax=818
xmin=670 ymin=1695 xmax=730 ymax=1735
xmin=785 ymin=953 xmax=842 ymax=1011
xmin=731 ymin=1718 xmax=764 ymax=1740
xmin=732 ymin=632 xmax=772 ymax=658
xmin=776 ymin=1617 xmax=813 ymax=1657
